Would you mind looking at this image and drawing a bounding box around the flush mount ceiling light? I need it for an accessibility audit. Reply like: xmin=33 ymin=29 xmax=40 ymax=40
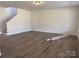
xmin=33 ymin=1 xmax=43 ymax=5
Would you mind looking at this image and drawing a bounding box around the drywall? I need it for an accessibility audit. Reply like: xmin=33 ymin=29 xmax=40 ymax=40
xmin=0 ymin=7 xmax=6 ymax=33
xmin=0 ymin=5 xmax=78 ymax=35
xmin=7 ymin=8 xmax=31 ymax=35
xmin=0 ymin=7 xmax=17 ymax=34
xmin=1 ymin=7 xmax=16 ymax=34
xmin=78 ymin=7 xmax=79 ymax=32
xmin=31 ymin=7 xmax=79 ymax=35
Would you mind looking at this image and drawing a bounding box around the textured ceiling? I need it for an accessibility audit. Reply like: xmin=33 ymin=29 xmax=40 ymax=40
xmin=0 ymin=1 xmax=79 ymax=10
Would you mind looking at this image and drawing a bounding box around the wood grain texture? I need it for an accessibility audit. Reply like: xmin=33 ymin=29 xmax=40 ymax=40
xmin=0 ymin=31 xmax=78 ymax=58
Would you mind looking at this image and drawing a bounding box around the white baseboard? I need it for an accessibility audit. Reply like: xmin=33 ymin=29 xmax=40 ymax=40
xmin=0 ymin=32 xmax=2 ymax=34
xmin=0 ymin=32 xmax=7 ymax=36
xmin=7 ymin=29 xmax=32 ymax=35
xmin=32 ymin=29 xmax=77 ymax=36
xmin=32 ymin=29 xmax=70 ymax=35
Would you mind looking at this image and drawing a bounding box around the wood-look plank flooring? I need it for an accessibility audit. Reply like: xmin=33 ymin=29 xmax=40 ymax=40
xmin=0 ymin=31 xmax=78 ymax=58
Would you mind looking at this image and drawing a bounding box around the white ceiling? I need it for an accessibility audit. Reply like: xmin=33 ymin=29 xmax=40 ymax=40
xmin=0 ymin=1 xmax=79 ymax=10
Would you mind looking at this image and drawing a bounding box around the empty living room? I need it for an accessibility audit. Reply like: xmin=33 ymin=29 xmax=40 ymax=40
xmin=0 ymin=0 xmax=79 ymax=58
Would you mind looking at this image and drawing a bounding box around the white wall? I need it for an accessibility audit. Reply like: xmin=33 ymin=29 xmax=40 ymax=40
xmin=0 ymin=7 xmax=6 ymax=33
xmin=31 ymin=7 xmax=79 ymax=35
xmin=0 ymin=7 xmax=17 ymax=34
xmin=0 ymin=5 xmax=78 ymax=35
xmin=77 ymin=7 xmax=79 ymax=32
xmin=7 ymin=8 xmax=31 ymax=35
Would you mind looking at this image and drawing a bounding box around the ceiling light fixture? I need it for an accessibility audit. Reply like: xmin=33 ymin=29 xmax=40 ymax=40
xmin=33 ymin=1 xmax=42 ymax=5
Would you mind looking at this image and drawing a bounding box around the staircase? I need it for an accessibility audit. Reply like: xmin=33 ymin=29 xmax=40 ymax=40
xmin=0 ymin=7 xmax=17 ymax=35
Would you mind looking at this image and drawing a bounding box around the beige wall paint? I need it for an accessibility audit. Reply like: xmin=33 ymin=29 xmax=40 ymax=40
xmin=7 ymin=8 xmax=31 ymax=35
xmin=31 ymin=7 xmax=79 ymax=35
